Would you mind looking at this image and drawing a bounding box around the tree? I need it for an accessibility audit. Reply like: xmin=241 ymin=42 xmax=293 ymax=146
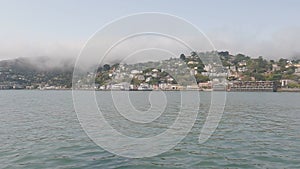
xmin=131 ymin=77 xmax=141 ymax=85
xmin=278 ymin=58 xmax=288 ymax=69
xmin=103 ymin=64 xmax=110 ymax=71
xmin=285 ymin=67 xmax=295 ymax=75
xmin=194 ymin=74 xmax=210 ymax=83
xmin=97 ymin=67 xmax=103 ymax=73
xmin=180 ymin=54 xmax=186 ymax=60
xmin=95 ymin=72 xmax=110 ymax=85
xmin=233 ymin=53 xmax=249 ymax=65
xmin=218 ymin=51 xmax=229 ymax=57
xmin=111 ymin=63 xmax=120 ymax=69
xmin=256 ymin=56 xmax=268 ymax=73
xmin=271 ymin=74 xmax=282 ymax=81
xmin=191 ymin=51 xmax=197 ymax=57
xmin=254 ymin=73 xmax=266 ymax=81
xmin=287 ymin=82 xmax=300 ymax=88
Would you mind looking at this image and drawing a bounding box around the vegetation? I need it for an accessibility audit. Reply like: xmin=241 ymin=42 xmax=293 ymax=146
xmin=219 ymin=52 xmax=300 ymax=84
xmin=92 ymin=51 xmax=300 ymax=88
xmin=1 ymin=51 xmax=300 ymax=89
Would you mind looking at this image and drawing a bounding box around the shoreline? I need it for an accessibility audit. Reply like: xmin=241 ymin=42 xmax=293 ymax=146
xmin=277 ymin=88 xmax=300 ymax=92
xmin=1 ymin=89 xmax=300 ymax=92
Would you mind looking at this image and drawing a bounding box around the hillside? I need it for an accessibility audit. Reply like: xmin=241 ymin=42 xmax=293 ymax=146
xmin=1 ymin=51 xmax=300 ymax=90
xmin=0 ymin=57 xmax=74 ymax=89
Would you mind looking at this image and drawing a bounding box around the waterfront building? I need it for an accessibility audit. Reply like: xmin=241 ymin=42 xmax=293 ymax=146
xmin=229 ymin=81 xmax=276 ymax=92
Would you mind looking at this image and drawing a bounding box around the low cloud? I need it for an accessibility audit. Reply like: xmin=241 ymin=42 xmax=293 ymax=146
xmin=1 ymin=27 xmax=300 ymax=70
xmin=208 ymin=27 xmax=300 ymax=59
xmin=0 ymin=39 xmax=83 ymax=61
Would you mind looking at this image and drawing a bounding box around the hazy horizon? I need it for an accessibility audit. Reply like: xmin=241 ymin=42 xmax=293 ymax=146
xmin=1 ymin=0 xmax=300 ymax=62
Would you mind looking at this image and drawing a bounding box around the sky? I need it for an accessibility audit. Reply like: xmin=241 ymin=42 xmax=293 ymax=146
xmin=1 ymin=0 xmax=300 ymax=61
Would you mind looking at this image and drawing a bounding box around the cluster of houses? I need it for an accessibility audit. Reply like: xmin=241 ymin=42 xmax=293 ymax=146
xmin=0 ymin=65 xmax=71 ymax=90
xmin=75 ymin=55 xmax=300 ymax=91
xmin=2 ymin=51 xmax=300 ymax=91
xmin=76 ymin=59 xmax=228 ymax=91
xmin=91 ymin=80 xmax=276 ymax=92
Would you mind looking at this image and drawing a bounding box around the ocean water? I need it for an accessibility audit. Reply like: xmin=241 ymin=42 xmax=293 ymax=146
xmin=0 ymin=90 xmax=300 ymax=168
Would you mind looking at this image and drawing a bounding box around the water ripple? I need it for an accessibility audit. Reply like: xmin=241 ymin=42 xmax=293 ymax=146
xmin=0 ymin=91 xmax=299 ymax=168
